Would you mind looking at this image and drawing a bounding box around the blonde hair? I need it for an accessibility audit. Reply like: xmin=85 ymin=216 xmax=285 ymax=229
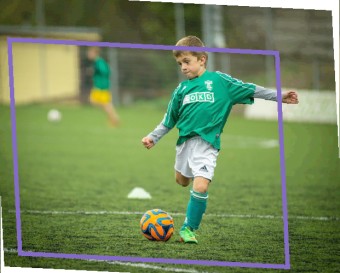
xmin=88 ymin=46 xmax=100 ymax=54
xmin=173 ymin=36 xmax=208 ymax=65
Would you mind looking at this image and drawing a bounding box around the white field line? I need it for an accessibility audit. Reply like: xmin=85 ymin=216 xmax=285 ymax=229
xmin=8 ymin=209 xmax=340 ymax=221
xmin=3 ymin=248 xmax=213 ymax=273
xmin=3 ymin=248 xmax=18 ymax=254
xmin=91 ymin=259 xmax=213 ymax=273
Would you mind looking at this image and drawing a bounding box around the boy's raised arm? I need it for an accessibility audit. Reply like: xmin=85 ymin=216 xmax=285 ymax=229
xmin=254 ymin=85 xmax=299 ymax=104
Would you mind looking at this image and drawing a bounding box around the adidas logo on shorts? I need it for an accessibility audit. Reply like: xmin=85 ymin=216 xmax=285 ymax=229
xmin=199 ymin=165 xmax=208 ymax=172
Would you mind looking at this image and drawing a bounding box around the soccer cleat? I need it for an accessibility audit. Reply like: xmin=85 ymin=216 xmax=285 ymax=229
xmin=179 ymin=227 xmax=198 ymax=244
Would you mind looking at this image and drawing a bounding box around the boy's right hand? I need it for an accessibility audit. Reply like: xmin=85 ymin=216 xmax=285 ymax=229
xmin=142 ymin=137 xmax=155 ymax=149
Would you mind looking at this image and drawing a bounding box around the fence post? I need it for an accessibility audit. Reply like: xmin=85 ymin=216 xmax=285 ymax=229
xmin=108 ymin=48 xmax=120 ymax=106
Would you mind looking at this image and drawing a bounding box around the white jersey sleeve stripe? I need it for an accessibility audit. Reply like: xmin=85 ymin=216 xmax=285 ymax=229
xmin=216 ymin=71 xmax=255 ymax=91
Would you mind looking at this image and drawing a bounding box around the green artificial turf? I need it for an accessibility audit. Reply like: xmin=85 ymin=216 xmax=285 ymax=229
xmin=0 ymin=102 xmax=339 ymax=273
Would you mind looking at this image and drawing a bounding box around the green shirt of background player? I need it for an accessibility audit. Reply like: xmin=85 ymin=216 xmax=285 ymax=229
xmin=87 ymin=47 xmax=120 ymax=126
xmin=142 ymin=36 xmax=299 ymax=244
xmin=92 ymin=55 xmax=110 ymax=90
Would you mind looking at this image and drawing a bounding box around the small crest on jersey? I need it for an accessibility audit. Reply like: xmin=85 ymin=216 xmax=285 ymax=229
xmin=205 ymin=80 xmax=213 ymax=91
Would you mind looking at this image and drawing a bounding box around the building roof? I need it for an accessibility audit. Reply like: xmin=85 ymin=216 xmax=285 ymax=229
xmin=0 ymin=25 xmax=102 ymax=41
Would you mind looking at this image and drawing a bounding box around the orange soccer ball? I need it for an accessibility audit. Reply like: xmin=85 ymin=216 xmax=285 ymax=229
xmin=140 ymin=209 xmax=174 ymax=241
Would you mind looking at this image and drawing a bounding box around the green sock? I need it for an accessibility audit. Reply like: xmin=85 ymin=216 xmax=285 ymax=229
xmin=181 ymin=189 xmax=208 ymax=231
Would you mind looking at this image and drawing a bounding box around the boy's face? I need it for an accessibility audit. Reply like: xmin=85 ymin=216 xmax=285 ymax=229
xmin=175 ymin=52 xmax=206 ymax=79
xmin=87 ymin=48 xmax=98 ymax=60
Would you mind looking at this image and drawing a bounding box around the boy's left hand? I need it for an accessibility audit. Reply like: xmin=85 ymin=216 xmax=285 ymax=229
xmin=282 ymin=91 xmax=299 ymax=104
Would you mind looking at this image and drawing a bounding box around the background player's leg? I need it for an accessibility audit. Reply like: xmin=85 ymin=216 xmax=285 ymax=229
xmin=103 ymin=103 xmax=120 ymax=126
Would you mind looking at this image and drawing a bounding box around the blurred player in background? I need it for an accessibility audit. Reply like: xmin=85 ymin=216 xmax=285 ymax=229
xmin=87 ymin=46 xmax=120 ymax=126
xmin=142 ymin=36 xmax=299 ymax=244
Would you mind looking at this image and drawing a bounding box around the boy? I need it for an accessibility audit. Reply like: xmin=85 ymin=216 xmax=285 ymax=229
xmin=141 ymin=36 xmax=298 ymax=244
xmin=87 ymin=47 xmax=120 ymax=126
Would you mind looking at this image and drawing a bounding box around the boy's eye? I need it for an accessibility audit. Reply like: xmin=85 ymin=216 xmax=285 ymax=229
xmin=177 ymin=59 xmax=190 ymax=66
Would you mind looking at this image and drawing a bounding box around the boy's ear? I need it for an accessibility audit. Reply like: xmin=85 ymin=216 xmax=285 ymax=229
xmin=200 ymin=55 xmax=207 ymax=65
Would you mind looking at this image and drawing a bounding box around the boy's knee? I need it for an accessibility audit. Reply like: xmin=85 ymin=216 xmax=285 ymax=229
xmin=193 ymin=177 xmax=210 ymax=193
xmin=176 ymin=179 xmax=190 ymax=187
xmin=193 ymin=185 xmax=208 ymax=193
xmin=175 ymin=172 xmax=191 ymax=187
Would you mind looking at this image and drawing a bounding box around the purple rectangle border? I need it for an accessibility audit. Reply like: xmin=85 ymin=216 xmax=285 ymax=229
xmin=7 ymin=37 xmax=290 ymax=270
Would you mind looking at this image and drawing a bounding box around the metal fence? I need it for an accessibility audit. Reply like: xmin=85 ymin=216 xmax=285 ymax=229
xmin=78 ymin=6 xmax=335 ymax=106
xmin=79 ymin=44 xmax=335 ymax=106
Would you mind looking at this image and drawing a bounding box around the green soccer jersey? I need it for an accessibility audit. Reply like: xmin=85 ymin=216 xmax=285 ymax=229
xmin=93 ymin=57 xmax=110 ymax=90
xmin=162 ymin=70 xmax=255 ymax=150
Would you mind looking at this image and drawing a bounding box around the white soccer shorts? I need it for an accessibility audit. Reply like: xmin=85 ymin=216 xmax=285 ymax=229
xmin=174 ymin=136 xmax=219 ymax=181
